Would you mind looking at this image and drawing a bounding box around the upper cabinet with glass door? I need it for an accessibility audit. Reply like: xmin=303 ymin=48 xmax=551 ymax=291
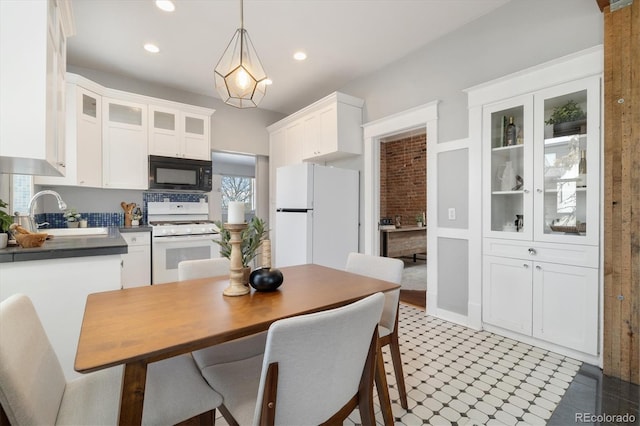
xmin=149 ymin=106 xmax=212 ymax=161
xmin=483 ymin=75 xmax=600 ymax=246
xmin=483 ymin=95 xmax=534 ymax=240
xmin=534 ymin=77 xmax=600 ymax=246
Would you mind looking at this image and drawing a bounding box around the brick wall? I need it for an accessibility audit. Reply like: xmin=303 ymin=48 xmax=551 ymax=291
xmin=380 ymin=134 xmax=427 ymax=227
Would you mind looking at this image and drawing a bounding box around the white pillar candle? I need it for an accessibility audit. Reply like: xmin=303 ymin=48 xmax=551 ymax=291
xmin=228 ymin=201 xmax=245 ymax=224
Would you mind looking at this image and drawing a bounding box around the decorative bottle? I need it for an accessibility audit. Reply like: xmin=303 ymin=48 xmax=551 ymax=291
xmin=505 ymin=116 xmax=517 ymax=146
xmin=578 ymin=150 xmax=587 ymax=187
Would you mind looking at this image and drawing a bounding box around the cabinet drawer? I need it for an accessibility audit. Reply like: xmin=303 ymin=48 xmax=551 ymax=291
xmin=483 ymin=238 xmax=598 ymax=267
xmin=121 ymin=232 xmax=150 ymax=246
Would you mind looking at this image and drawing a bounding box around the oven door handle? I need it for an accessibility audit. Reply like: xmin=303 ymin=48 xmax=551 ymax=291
xmin=152 ymin=235 xmax=219 ymax=244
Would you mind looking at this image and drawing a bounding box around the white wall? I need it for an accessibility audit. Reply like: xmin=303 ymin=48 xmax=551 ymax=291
xmin=341 ymin=0 xmax=603 ymax=142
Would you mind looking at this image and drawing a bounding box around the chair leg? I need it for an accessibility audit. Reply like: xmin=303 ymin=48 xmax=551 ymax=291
xmin=375 ymin=341 xmax=394 ymax=426
xmin=218 ymin=404 xmax=239 ymax=426
xmin=389 ymin=328 xmax=408 ymax=409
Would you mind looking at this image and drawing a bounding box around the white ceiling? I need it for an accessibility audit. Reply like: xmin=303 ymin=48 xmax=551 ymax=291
xmin=68 ymin=0 xmax=510 ymax=115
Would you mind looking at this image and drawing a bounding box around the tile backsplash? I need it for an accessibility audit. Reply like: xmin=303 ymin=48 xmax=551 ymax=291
xmin=36 ymin=192 xmax=209 ymax=228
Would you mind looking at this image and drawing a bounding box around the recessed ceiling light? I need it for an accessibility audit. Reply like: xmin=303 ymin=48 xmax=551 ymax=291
xmin=264 ymin=79 xmax=273 ymax=85
xmin=144 ymin=43 xmax=160 ymax=53
xmin=155 ymin=0 xmax=175 ymax=12
xmin=293 ymin=51 xmax=307 ymax=61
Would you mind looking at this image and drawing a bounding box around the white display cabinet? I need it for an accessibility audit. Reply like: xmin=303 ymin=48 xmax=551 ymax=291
xmin=467 ymin=46 xmax=603 ymax=362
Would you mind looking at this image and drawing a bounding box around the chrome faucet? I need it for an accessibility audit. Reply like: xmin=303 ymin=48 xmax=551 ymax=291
xmin=28 ymin=190 xmax=68 ymax=229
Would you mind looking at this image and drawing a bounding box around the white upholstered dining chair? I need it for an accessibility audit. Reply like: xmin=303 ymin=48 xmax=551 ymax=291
xmin=345 ymin=252 xmax=408 ymax=409
xmin=178 ymin=257 xmax=230 ymax=281
xmin=177 ymin=257 xmax=268 ymax=371
xmin=200 ymin=292 xmax=385 ymax=426
xmin=0 ymin=294 xmax=223 ymax=426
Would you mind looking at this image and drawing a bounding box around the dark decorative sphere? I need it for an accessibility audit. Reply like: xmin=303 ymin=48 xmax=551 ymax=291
xmin=249 ymin=268 xmax=284 ymax=292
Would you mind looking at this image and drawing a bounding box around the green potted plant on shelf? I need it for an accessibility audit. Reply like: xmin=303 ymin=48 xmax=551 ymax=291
xmin=545 ymin=100 xmax=587 ymax=137
xmin=214 ymin=216 xmax=269 ymax=268
xmin=415 ymin=213 xmax=424 ymax=227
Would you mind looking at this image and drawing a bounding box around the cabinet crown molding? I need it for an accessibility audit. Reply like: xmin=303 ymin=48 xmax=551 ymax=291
xmin=464 ymin=45 xmax=603 ymax=108
xmin=267 ymin=91 xmax=364 ymax=133
xmin=66 ymin=73 xmax=215 ymax=117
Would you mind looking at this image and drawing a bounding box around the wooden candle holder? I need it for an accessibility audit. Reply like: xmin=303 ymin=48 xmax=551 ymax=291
xmin=223 ymin=222 xmax=250 ymax=297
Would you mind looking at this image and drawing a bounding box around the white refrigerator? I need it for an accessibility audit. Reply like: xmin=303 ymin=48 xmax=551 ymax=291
xmin=275 ymin=163 xmax=359 ymax=269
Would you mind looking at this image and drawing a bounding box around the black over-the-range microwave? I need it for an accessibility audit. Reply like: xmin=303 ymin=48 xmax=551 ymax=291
xmin=148 ymin=155 xmax=213 ymax=192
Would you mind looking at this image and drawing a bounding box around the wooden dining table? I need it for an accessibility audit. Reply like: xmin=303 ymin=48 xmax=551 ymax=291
xmin=75 ymin=263 xmax=401 ymax=425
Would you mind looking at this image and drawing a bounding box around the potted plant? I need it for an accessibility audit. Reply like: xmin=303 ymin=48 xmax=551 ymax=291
xmin=214 ymin=216 xmax=269 ymax=278
xmin=545 ymin=100 xmax=587 ymax=137
xmin=63 ymin=208 xmax=82 ymax=228
xmin=0 ymin=199 xmax=13 ymax=248
xmin=415 ymin=213 xmax=424 ymax=227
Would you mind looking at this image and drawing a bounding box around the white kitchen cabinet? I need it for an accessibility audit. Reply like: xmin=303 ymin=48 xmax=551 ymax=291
xmin=121 ymin=231 xmax=151 ymax=288
xmin=467 ymin=47 xmax=603 ymax=360
xmin=482 ymin=77 xmax=600 ymax=246
xmin=482 ymin=255 xmax=533 ymax=335
xmin=102 ymin=97 xmax=149 ymax=189
xmin=149 ymin=106 xmax=211 ymax=161
xmin=301 ymin=114 xmax=319 ymax=160
xmin=0 ymin=255 xmax=122 ymax=380
xmin=482 ymin=252 xmax=599 ymax=356
xmin=267 ymin=92 xmax=364 ymax=165
xmin=37 ymin=73 xmax=214 ymax=189
xmin=36 ymin=81 xmax=103 ymax=187
xmin=532 ymin=261 xmax=598 ymax=355
xmin=0 ymin=0 xmax=74 ymax=176
xmin=303 ymin=102 xmax=362 ymax=161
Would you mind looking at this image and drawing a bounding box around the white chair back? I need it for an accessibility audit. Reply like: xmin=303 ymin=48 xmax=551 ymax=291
xmin=252 ymin=292 xmax=385 ymax=425
xmin=345 ymin=252 xmax=404 ymax=332
xmin=178 ymin=258 xmax=230 ymax=281
xmin=0 ymin=294 xmax=67 ymax=425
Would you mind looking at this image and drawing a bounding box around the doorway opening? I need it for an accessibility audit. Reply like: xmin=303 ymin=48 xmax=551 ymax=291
xmin=379 ymin=129 xmax=427 ymax=307
xmin=362 ymin=101 xmax=438 ymax=311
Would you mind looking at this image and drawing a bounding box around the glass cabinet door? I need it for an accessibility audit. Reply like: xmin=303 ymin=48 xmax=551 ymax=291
xmin=483 ymin=95 xmax=534 ymax=239
xmin=534 ymin=77 xmax=600 ymax=245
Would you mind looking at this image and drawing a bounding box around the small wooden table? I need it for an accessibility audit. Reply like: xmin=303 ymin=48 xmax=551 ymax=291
xmin=381 ymin=226 xmax=427 ymax=260
xmin=75 ymin=264 xmax=400 ymax=425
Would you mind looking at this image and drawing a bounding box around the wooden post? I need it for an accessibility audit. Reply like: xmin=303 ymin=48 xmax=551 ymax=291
xmin=599 ymin=0 xmax=639 ymax=385
xmin=223 ymin=223 xmax=250 ymax=296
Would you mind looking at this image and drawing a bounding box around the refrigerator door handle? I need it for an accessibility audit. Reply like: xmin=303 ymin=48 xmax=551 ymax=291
xmin=277 ymin=208 xmax=311 ymax=213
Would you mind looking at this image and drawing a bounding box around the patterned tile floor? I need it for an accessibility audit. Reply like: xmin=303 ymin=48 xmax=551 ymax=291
xmin=215 ymin=303 xmax=581 ymax=425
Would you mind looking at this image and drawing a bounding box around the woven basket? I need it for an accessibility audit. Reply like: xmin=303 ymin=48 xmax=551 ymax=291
xmin=550 ymin=222 xmax=586 ymax=234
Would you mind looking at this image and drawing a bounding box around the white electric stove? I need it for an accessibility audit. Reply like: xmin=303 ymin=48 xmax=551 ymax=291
xmin=147 ymin=202 xmax=221 ymax=284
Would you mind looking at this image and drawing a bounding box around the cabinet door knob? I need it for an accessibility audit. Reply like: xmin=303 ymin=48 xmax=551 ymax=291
xmin=523 ymin=263 xmax=529 ymax=269
xmin=523 ymin=189 xmax=530 ymax=194
xmin=528 ymin=248 xmax=537 ymax=255
xmin=536 ymin=265 xmax=542 ymax=270
xmin=536 ymin=188 xmax=543 ymax=193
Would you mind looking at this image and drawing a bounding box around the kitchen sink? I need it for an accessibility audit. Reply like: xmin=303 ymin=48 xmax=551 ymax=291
xmin=44 ymin=227 xmax=109 ymax=237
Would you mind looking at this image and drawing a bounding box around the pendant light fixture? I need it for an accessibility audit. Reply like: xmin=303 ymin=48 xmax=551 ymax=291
xmin=214 ymin=0 xmax=267 ymax=108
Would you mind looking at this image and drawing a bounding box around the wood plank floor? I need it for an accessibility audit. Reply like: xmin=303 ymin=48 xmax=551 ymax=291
xmin=399 ymin=289 xmax=425 ymax=309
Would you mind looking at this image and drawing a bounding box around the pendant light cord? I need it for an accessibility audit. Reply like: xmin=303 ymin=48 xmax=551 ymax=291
xmin=240 ymin=0 xmax=244 ymax=30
